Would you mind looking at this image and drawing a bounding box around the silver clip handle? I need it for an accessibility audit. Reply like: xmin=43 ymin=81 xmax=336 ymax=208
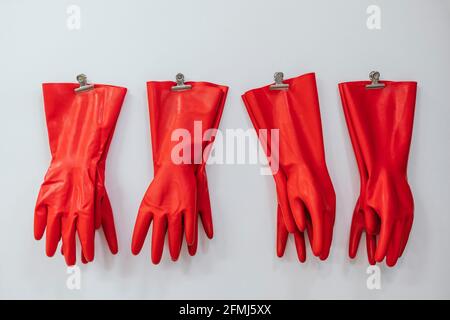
xmin=269 ymin=72 xmax=289 ymax=90
xmin=171 ymin=73 xmax=192 ymax=91
xmin=366 ymin=71 xmax=385 ymax=89
xmin=74 ymin=74 xmax=94 ymax=93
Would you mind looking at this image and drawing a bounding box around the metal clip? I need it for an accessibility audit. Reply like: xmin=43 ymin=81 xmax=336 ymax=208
xmin=74 ymin=74 xmax=94 ymax=93
xmin=171 ymin=73 xmax=192 ymax=91
xmin=269 ymin=72 xmax=289 ymax=90
xmin=366 ymin=71 xmax=385 ymax=89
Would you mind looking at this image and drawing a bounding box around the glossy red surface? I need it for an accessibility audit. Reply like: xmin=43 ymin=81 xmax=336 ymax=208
xmin=35 ymin=84 xmax=127 ymax=266
xmin=339 ymin=80 xmax=417 ymax=267
xmin=132 ymin=81 xmax=228 ymax=264
xmin=242 ymin=73 xmax=336 ymax=261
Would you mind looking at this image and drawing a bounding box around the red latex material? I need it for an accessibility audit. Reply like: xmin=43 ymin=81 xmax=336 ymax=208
xmin=187 ymin=88 xmax=227 ymax=256
xmin=132 ymin=81 xmax=228 ymax=264
xmin=339 ymin=80 xmax=417 ymax=267
xmin=35 ymin=83 xmax=127 ymax=266
xmin=242 ymin=73 xmax=336 ymax=261
xmin=76 ymin=104 xmax=122 ymax=264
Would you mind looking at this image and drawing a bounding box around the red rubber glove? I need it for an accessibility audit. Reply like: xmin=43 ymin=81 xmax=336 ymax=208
xmin=35 ymin=83 xmax=127 ymax=266
xmin=339 ymin=80 xmax=417 ymax=267
xmin=242 ymin=73 xmax=336 ymax=261
xmin=132 ymin=81 xmax=228 ymax=264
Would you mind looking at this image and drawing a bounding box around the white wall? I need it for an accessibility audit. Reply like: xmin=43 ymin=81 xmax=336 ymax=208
xmin=0 ymin=0 xmax=449 ymax=299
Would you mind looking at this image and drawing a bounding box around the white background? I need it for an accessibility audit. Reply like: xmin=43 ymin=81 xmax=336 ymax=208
xmin=0 ymin=0 xmax=449 ymax=299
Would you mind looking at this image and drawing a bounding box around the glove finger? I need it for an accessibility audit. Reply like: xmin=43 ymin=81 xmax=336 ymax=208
xmin=77 ymin=211 xmax=95 ymax=263
xmin=293 ymin=229 xmax=306 ymax=263
xmin=197 ymin=169 xmax=214 ymax=238
xmin=187 ymin=216 xmax=199 ymax=256
xmin=274 ymin=172 xmax=297 ymax=233
xmin=94 ymin=188 xmax=104 ymax=230
xmin=81 ymin=251 xmax=88 ymax=264
xmin=319 ymin=199 xmax=336 ymax=261
xmin=131 ymin=208 xmax=153 ymax=255
xmin=168 ymin=214 xmax=183 ymax=261
xmin=187 ymin=234 xmax=198 ymax=256
xmin=62 ymin=215 xmax=77 ymax=266
xmin=349 ymin=209 xmax=364 ymax=259
xmin=399 ymin=216 xmax=413 ymax=257
xmin=374 ymin=214 xmax=395 ymax=263
xmin=198 ymin=202 xmax=214 ymax=239
xmin=302 ymin=198 xmax=324 ymax=257
xmin=34 ymin=202 xmax=48 ymax=240
xmin=151 ymin=215 xmax=167 ymax=264
xmin=184 ymin=205 xmax=197 ymax=246
xmin=386 ymin=220 xmax=405 ymax=267
xmin=319 ymin=213 xmax=333 ymax=261
xmin=101 ymin=195 xmax=118 ymax=254
xmin=276 ymin=205 xmax=289 ymax=258
xmin=365 ymin=232 xmax=376 ymax=265
xmin=45 ymin=211 xmax=61 ymax=257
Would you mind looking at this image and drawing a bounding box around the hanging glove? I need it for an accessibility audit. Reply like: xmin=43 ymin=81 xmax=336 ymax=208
xmin=132 ymin=81 xmax=228 ymax=264
xmin=35 ymin=83 xmax=127 ymax=266
xmin=242 ymin=73 xmax=336 ymax=261
xmin=339 ymin=80 xmax=417 ymax=266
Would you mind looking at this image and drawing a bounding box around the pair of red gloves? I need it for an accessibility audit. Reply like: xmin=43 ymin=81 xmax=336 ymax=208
xmin=35 ymin=74 xmax=416 ymax=267
xmin=242 ymin=74 xmax=416 ymax=266
xmin=35 ymin=81 xmax=227 ymax=266
xmin=35 ymin=84 xmax=127 ymax=265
